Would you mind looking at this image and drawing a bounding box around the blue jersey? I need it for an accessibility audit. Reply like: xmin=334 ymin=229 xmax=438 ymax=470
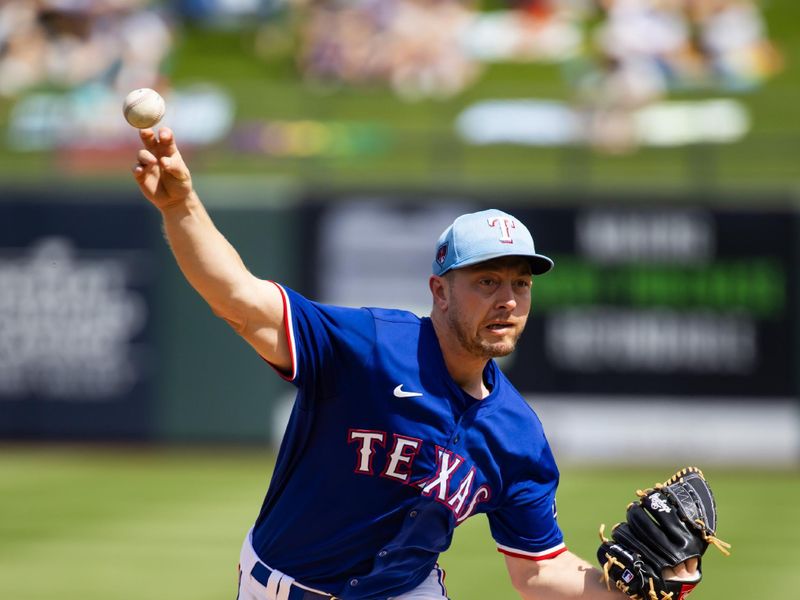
xmin=251 ymin=285 xmax=565 ymax=600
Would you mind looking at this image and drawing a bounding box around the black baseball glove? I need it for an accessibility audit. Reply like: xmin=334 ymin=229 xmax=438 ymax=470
xmin=597 ymin=467 xmax=730 ymax=600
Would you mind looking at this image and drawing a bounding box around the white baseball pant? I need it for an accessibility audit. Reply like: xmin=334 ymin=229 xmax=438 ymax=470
xmin=236 ymin=529 xmax=449 ymax=600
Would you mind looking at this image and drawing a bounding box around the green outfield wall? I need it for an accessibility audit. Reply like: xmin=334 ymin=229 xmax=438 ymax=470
xmin=152 ymin=195 xmax=301 ymax=442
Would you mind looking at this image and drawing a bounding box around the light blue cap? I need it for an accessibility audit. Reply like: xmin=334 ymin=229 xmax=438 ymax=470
xmin=432 ymin=209 xmax=554 ymax=276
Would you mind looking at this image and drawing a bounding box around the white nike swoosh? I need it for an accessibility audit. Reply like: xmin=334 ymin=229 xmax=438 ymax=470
xmin=393 ymin=384 xmax=423 ymax=398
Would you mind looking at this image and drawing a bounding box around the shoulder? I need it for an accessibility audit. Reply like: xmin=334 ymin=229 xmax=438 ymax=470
xmin=365 ymin=308 xmax=427 ymax=354
xmin=282 ymin=286 xmax=376 ymax=325
xmin=366 ymin=306 xmax=423 ymax=326
xmin=281 ymin=288 xmax=427 ymax=351
xmin=282 ymin=286 xmax=418 ymax=327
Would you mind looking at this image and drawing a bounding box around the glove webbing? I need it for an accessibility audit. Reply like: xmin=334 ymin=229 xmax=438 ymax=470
xmin=634 ymin=467 xmax=732 ymax=557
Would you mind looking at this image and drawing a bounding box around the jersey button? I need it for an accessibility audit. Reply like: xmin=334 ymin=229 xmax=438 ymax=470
xmin=453 ymin=434 xmax=460 ymax=444
xmin=378 ymin=550 xmax=388 ymax=557
xmin=350 ymin=578 xmax=359 ymax=587
xmin=409 ymin=510 xmax=418 ymax=518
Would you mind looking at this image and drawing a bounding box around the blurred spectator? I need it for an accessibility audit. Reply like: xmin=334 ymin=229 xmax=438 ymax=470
xmin=177 ymin=0 xmax=285 ymax=24
xmin=691 ymin=0 xmax=783 ymax=90
xmin=0 ymin=0 xmax=173 ymax=98
xmin=574 ymin=0 xmax=782 ymax=151
xmin=463 ymin=0 xmax=583 ymax=64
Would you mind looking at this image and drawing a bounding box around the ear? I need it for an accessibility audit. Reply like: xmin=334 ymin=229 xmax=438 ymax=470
xmin=429 ymin=275 xmax=449 ymax=311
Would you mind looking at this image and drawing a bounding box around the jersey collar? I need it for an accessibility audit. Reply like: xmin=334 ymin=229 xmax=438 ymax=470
xmin=421 ymin=318 xmax=502 ymax=417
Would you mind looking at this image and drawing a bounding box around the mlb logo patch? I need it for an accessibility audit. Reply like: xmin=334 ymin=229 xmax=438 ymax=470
xmin=436 ymin=243 xmax=448 ymax=265
xmin=621 ymin=570 xmax=634 ymax=584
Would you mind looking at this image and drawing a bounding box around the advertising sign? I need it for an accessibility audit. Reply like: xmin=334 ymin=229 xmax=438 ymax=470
xmin=507 ymin=205 xmax=795 ymax=398
xmin=0 ymin=193 xmax=159 ymax=438
xmin=304 ymin=197 xmax=796 ymax=399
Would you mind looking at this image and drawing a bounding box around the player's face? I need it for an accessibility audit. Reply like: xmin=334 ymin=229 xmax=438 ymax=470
xmin=445 ymin=257 xmax=532 ymax=359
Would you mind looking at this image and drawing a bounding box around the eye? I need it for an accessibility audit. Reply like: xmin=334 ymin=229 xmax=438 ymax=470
xmin=514 ymin=279 xmax=531 ymax=290
xmin=477 ymin=276 xmax=502 ymax=289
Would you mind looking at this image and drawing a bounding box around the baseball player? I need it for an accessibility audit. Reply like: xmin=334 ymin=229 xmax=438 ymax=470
xmin=132 ymin=128 xmax=706 ymax=600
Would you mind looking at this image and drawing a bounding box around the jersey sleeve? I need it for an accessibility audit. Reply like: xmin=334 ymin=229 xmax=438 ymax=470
xmin=487 ymin=445 xmax=566 ymax=561
xmin=268 ymin=283 xmax=376 ymax=401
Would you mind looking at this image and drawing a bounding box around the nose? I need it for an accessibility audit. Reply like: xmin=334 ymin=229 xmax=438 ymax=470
xmin=495 ymin=281 xmax=517 ymax=311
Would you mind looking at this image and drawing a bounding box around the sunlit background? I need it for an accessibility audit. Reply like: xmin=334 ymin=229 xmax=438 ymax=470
xmin=1 ymin=1 xmax=798 ymax=599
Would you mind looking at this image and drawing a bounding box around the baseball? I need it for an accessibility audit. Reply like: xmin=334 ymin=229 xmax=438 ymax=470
xmin=123 ymin=88 xmax=166 ymax=129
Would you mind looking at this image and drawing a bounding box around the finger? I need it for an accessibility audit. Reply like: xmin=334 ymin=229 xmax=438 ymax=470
xmin=137 ymin=148 xmax=157 ymax=166
xmin=663 ymin=560 xmax=700 ymax=582
xmin=132 ymin=155 xmax=159 ymax=178
xmin=156 ymin=127 xmax=179 ymax=157
xmin=139 ymin=128 xmax=159 ymax=153
xmin=132 ymin=163 xmax=157 ymax=188
xmin=159 ymin=154 xmax=189 ymax=181
xmin=133 ymin=160 xmax=162 ymax=197
xmin=686 ymin=557 xmax=699 ymax=574
xmin=671 ymin=563 xmax=690 ymax=580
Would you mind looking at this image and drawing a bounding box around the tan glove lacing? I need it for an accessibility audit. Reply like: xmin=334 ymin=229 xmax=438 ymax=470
xmin=695 ymin=518 xmax=732 ymax=556
xmin=597 ymin=467 xmax=732 ymax=600
xmin=598 ymin=545 xmax=674 ymax=600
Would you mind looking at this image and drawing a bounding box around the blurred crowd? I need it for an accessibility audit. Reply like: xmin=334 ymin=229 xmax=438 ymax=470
xmin=295 ymin=0 xmax=582 ymax=100
xmin=297 ymin=0 xmax=479 ymax=100
xmin=0 ymin=0 xmax=172 ymax=98
xmin=0 ymin=0 xmax=783 ymax=156
xmin=0 ymin=0 xmax=781 ymax=102
xmin=293 ymin=0 xmax=781 ymax=101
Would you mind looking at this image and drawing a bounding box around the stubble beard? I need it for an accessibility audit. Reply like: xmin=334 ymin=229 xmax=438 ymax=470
xmin=447 ymin=304 xmax=521 ymax=359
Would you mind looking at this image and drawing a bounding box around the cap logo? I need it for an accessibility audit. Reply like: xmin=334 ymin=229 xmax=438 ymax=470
xmin=436 ymin=242 xmax=448 ymax=265
xmin=487 ymin=217 xmax=516 ymax=244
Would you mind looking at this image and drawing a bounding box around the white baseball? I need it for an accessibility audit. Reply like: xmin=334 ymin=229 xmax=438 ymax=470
xmin=123 ymin=88 xmax=166 ymax=129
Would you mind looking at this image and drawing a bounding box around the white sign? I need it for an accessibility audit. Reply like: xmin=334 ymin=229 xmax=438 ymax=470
xmin=0 ymin=237 xmax=149 ymax=401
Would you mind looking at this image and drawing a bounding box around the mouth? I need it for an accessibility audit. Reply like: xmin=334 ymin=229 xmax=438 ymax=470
xmin=485 ymin=321 xmax=514 ymax=335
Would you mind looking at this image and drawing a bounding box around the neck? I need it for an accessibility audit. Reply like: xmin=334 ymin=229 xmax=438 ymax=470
xmin=430 ymin=312 xmax=491 ymax=400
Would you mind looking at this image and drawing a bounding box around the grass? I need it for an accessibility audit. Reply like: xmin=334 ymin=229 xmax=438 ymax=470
xmin=1 ymin=446 xmax=798 ymax=600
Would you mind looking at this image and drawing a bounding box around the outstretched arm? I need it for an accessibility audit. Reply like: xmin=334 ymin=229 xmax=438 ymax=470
xmin=506 ymin=551 xmax=699 ymax=600
xmin=132 ymin=127 xmax=290 ymax=371
xmin=506 ymin=552 xmax=622 ymax=600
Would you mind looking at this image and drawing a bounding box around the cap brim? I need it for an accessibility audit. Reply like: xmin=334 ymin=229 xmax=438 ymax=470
xmin=448 ymin=252 xmax=554 ymax=275
xmin=528 ymin=255 xmax=555 ymax=275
